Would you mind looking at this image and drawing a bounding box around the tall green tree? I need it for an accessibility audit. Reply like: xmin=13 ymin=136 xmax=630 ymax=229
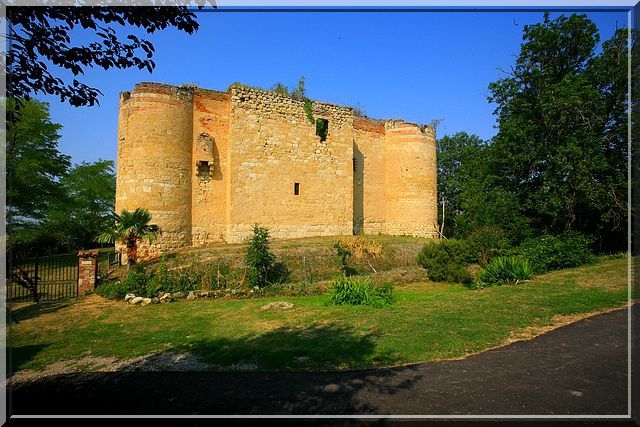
xmin=6 ymin=98 xmax=71 ymax=230
xmin=436 ymin=132 xmax=487 ymax=237
xmin=437 ymin=132 xmax=532 ymax=242
xmin=45 ymin=160 xmax=116 ymax=250
xmin=488 ymin=13 xmax=630 ymax=250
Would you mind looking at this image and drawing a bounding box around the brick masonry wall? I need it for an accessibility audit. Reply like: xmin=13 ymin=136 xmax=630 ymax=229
xmin=77 ymin=249 xmax=99 ymax=295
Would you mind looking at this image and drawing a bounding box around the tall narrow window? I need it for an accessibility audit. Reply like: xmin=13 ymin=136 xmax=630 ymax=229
xmin=352 ymin=158 xmax=357 ymax=172
xmin=294 ymin=182 xmax=300 ymax=195
xmin=316 ymin=118 xmax=329 ymax=142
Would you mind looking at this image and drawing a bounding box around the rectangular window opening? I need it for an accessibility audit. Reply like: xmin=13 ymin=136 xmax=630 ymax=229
xmin=316 ymin=118 xmax=329 ymax=142
xmin=352 ymin=158 xmax=357 ymax=172
xmin=294 ymin=182 xmax=300 ymax=196
xmin=196 ymin=160 xmax=211 ymax=178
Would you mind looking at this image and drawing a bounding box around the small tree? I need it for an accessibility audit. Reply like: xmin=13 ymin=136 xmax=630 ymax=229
xmin=96 ymin=208 xmax=161 ymax=269
xmin=271 ymin=82 xmax=289 ymax=96
xmin=333 ymin=241 xmax=352 ymax=275
xmin=245 ymin=225 xmax=277 ymax=288
xmin=290 ymin=76 xmax=306 ymax=100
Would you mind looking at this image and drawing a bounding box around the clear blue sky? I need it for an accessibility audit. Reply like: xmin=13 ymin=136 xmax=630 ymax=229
xmin=39 ymin=9 xmax=628 ymax=165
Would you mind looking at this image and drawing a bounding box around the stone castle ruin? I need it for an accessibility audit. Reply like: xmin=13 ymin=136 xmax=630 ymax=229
xmin=116 ymin=82 xmax=438 ymax=251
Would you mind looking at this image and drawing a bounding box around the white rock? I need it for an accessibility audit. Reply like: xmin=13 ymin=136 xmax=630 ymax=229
xmin=130 ymin=297 xmax=144 ymax=305
xmin=124 ymin=293 xmax=136 ymax=302
xmin=140 ymin=298 xmax=152 ymax=306
xmin=260 ymin=301 xmax=294 ymax=311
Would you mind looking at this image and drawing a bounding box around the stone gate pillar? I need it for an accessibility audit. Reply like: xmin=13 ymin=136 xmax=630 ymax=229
xmin=77 ymin=249 xmax=99 ymax=296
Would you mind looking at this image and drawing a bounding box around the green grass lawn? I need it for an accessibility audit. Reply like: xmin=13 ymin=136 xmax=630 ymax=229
xmin=8 ymin=256 xmax=630 ymax=374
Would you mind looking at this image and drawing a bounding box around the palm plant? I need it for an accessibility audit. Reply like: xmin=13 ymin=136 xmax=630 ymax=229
xmin=96 ymin=208 xmax=161 ymax=269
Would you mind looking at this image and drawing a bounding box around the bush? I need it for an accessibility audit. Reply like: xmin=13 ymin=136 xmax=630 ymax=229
xmin=121 ymin=266 xmax=150 ymax=296
xmin=245 ymin=225 xmax=288 ymax=288
xmin=417 ymin=239 xmax=472 ymax=284
xmin=466 ymin=226 xmax=510 ymax=266
xmin=154 ymin=265 xmax=200 ymax=295
xmin=473 ymin=256 xmax=534 ymax=288
xmin=199 ymin=260 xmax=243 ymax=290
xmin=94 ymin=280 xmax=129 ymax=300
xmin=509 ymin=231 xmax=597 ymax=273
xmin=333 ymin=240 xmax=357 ymax=276
xmin=328 ymin=275 xmax=394 ymax=307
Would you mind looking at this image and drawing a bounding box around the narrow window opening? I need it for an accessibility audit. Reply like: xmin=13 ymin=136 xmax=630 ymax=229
xmin=315 ymin=118 xmax=329 ymax=142
xmin=294 ymin=182 xmax=300 ymax=195
xmin=196 ymin=160 xmax=211 ymax=178
xmin=352 ymin=158 xmax=357 ymax=172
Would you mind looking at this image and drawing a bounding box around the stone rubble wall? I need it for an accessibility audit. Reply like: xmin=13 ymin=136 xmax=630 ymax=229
xmin=191 ymin=89 xmax=231 ymax=246
xmin=226 ymin=86 xmax=354 ymax=243
xmin=115 ymin=82 xmax=438 ymax=253
xmin=116 ymin=83 xmax=194 ymax=255
xmin=353 ymin=116 xmax=387 ymax=235
xmin=384 ymin=120 xmax=439 ymax=238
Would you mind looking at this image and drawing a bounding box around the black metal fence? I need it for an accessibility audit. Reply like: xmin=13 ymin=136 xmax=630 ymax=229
xmin=7 ymin=249 xmax=121 ymax=302
xmin=7 ymin=252 xmax=79 ymax=302
xmin=98 ymin=250 xmax=121 ymax=279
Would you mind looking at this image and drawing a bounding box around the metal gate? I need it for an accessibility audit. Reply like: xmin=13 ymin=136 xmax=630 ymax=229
xmin=7 ymin=252 xmax=79 ymax=302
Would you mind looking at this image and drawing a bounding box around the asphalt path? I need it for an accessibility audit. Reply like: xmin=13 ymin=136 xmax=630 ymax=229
xmin=8 ymin=306 xmax=634 ymax=417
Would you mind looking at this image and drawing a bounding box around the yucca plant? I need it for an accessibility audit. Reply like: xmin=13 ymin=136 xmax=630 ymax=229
xmin=96 ymin=208 xmax=161 ymax=269
xmin=474 ymin=256 xmax=534 ymax=289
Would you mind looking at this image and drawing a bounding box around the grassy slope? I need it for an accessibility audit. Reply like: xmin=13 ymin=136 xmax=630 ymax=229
xmin=158 ymin=235 xmax=430 ymax=282
xmin=8 ymin=257 xmax=629 ymax=373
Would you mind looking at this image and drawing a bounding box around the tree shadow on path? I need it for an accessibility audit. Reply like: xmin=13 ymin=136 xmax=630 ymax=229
xmin=8 ymin=323 xmax=423 ymax=415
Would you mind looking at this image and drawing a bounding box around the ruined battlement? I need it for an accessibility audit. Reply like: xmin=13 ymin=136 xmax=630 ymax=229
xmin=116 ymin=82 xmax=438 ymax=252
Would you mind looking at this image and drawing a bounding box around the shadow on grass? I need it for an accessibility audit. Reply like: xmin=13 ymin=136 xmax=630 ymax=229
xmin=10 ymin=300 xmax=72 ymax=323
xmin=8 ymin=323 xmax=423 ymax=415
xmin=9 ymin=344 xmax=50 ymax=374
xmin=182 ymin=323 xmax=395 ymax=371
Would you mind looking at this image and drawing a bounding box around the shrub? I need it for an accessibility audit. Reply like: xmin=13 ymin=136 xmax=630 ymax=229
xmin=509 ymin=231 xmax=597 ymax=273
xmin=328 ymin=275 xmax=394 ymax=307
xmin=94 ymin=280 xmax=128 ymax=300
xmin=121 ymin=266 xmax=150 ymax=296
xmin=417 ymin=239 xmax=472 ymax=284
xmin=333 ymin=240 xmax=356 ymax=276
xmin=466 ymin=226 xmax=510 ymax=266
xmin=473 ymin=256 xmax=534 ymax=288
xmin=200 ymin=260 xmax=243 ymax=290
xmin=245 ymin=225 xmax=288 ymax=288
xmin=334 ymin=236 xmax=383 ymax=274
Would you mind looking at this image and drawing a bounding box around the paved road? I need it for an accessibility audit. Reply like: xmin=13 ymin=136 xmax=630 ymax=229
xmin=9 ymin=306 xmax=634 ymax=416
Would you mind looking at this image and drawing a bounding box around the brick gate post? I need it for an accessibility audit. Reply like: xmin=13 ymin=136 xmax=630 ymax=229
xmin=77 ymin=249 xmax=100 ymax=296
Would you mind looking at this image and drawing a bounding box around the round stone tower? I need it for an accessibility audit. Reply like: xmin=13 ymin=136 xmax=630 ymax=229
xmin=383 ymin=120 xmax=438 ymax=237
xmin=116 ymin=83 xmax=194 ymax=254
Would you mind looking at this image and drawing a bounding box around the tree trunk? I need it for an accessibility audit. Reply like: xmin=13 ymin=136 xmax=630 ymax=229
xmin=126 ymin=238 xmax=137 ymax=270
